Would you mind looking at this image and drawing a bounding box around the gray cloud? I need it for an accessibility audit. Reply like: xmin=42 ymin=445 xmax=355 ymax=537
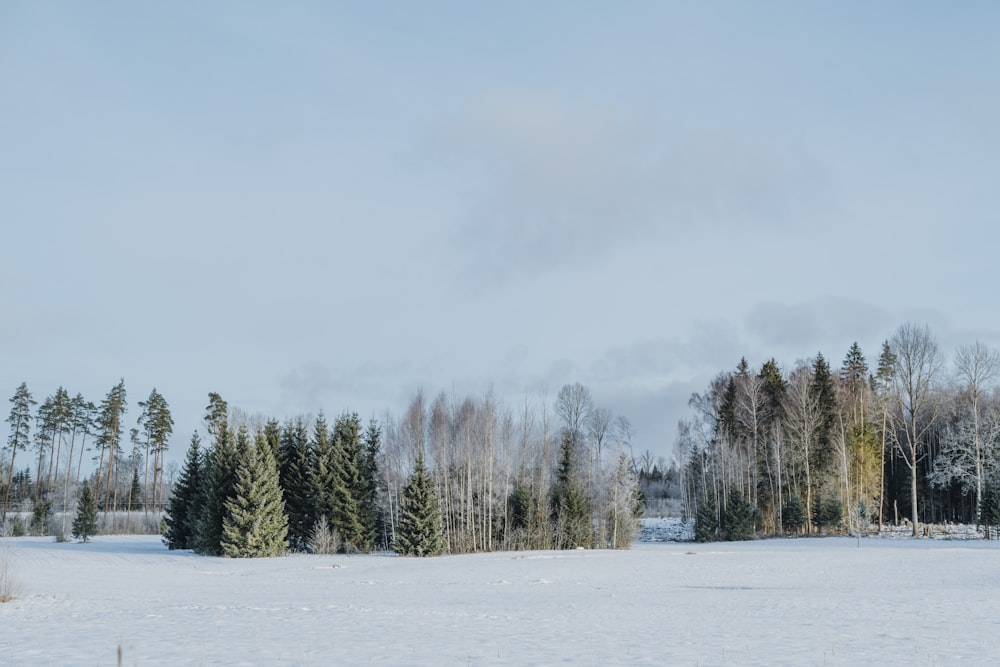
xmin=744 ymin=297 xmax=893 ymax=360
xmin=432 ymin=89 xmax=829 ymax=287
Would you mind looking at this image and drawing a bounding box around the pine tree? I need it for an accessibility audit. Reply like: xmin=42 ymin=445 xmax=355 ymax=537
xmin=331 ymin=413 xmax=365 ymax=552
xmin=221 ymin=432 xmax=288 ymax=558
xmin=694 ymin=494 xmax=719 ymax=542
xmin=721 ymin=488 xmax=756 ymax=541
xmin=394 ymin=455 xmax=444 ymax=557
xmin=137 ymin=388 xmax=173 ymax=512
xmin=979 ymin=478 xmax=1000 ymax=540
xmin=309 ymin=413 xmax=336 ymax=524
xmin=163 ymin=432 xmax=203 ymax=550
xmin=72 ymin=481 xmax=98 ymax=543
xmin=4 ymin=382 xmax=36 ymax=522
xmin=278 ymin=418 xmax=315 ymax=551
xmin=128 ymin=468 xmax=143 ymax=511
xmin=782 ymin=495 xmax=806 ymax=534
xmin=94 ymin=379 xmax=127 ymax=515
xmin=551 ymin=429 xmax=592 ymax=549
xmin=194 ymin=423 xmax=239 ymax=555
xmin=359 ymin=419 xmax=384 ymax=551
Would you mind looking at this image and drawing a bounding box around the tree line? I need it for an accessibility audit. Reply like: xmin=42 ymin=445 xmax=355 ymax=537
xmin=680 ymin=322 xmax=1000 ymax=540
xmin=7 ymin=381 xmax=643 ymax=556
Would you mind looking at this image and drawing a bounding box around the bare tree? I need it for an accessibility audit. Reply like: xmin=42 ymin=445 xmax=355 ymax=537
xmin=888 ymin=323 xmax=942 ymax=536
xmin=954 ymin=341 xmax=1000 ymax=509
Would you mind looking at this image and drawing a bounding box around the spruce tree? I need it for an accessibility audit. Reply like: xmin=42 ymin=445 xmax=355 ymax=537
xmin=551 ymin=429 xmax=592 ymax=549
xmin=331 ymin=413 xmax=365 ymax=552
xmin=309 ymin=413 xmax=336 ymax=526
xmin=359 ymin=419 xmax=383 ymax=551
xmin=394 ymin=455 xmax=444 ymax=557
xmin=163 ymin=432 xmax=203 ymax=550
xmin=721 ymin=488 xmax=756 ymax=541
xmin=194 ymin=423 xmax=239 ymax=555
xmin=221 ymin=432 xmax=288 ymax=558
xmin=128 ymin=468 xmax=143 ymax=511
xmin=979 ymin=478 xmax=1000 ymax=540
xmin=278 ymin=418 xmax=315 ymax=551
xmin=72 ymin=481 xmax=98 ymax=543
xmin=782 ymin=495 xmax=806 ymax=534
xmin=694 ymin=494 xmax=719 ymax=542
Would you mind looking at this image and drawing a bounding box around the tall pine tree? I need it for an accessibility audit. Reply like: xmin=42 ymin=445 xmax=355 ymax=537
xmin=394 ymin=455 xmax=444 ymax=557
xmin=163 ymin=432 xmax=203 ymax=550
xmin=221 ymin=431 xmax=288 ymax=558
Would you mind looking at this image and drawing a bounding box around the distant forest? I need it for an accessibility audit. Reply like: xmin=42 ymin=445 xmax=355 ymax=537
xmin=3 ymin=381 xmax=646 ymax=556
xmin=679 ymin=322 xmax=1000 ymax=541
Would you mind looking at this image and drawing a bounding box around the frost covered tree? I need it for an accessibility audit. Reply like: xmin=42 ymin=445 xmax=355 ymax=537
xmin=888 ymin=323 xmax=942 ymax=536
xmin=394 ymin=455 xmax=443 ymax=557
xmin=606 ymin=452 xmax=643 ymax=549
xmin=221 ymin=431 xmax=288 ymax=558
xmin=72 ymin=481 xmax=98 ymax=543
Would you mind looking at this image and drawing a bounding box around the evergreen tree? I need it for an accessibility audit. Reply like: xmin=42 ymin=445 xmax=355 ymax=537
xmin=394 ymin=455 xmax=444 ymax=557
xmin=721 ymin=488 xmax=756 ymax=541
xmin=551 ymin=429 xmax=592 ymax=549
xmin=331 ymin=413 xmax=365 ymax=552
xmin=358 ymin=418 xmax=383 ymax=551
xmin=810 ymin=353 xmax=838 ymax=475
xmin=812 ymin=492 xmax=843 ymax=534
xmin=128 ymin=468 xmax=143 ymax=511
xmin=163 ymin=432 xmax=203 ymax=550
xmin=263 ymin=418 xmax=281 ymax=462
xmin=136 ymin=388 xmax=173 ymax=512
xmin=278 ymin=418 xmax=315 ymax=551
xmin=72 ymin=481 xmax=98 ymax=543
xmin=309 ymin=413 xmax=336 ymax=524
xmin=194 ymin=423 xmax=239 ymax=555
xmin=221 ymin=431 xmax=288 ymax=558
xmin=979 ymin=478 xmax=1000 ymax=540
xmin=782 ymin=495 xmax=806 ymax=534
xmin=94 ymin=379 xmax=127 ymax=514
xmin=694 ymin=494 xmax=719 ymax=542
xmin=4 ymin=382 xmax=36 ymax=522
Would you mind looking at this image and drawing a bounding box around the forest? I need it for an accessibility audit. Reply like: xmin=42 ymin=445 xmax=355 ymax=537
xmin=3 ymin=381 xmax=644 ymax=556
xmin=679 ymin=322 xmax=1000 ymax=540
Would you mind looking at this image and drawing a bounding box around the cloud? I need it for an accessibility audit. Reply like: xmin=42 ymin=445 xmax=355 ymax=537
xmin=743 ymin=297 xmax=893 ymax=360
xmin=432 ymin=89 xmax=829 ymax=287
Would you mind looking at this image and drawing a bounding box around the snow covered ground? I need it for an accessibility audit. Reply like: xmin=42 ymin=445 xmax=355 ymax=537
xmin=1 ymin=534 xmax=999 ymax=666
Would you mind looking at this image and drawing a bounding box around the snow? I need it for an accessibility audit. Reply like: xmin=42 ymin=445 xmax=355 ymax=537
xmin=2 ymin=534 xmax=999 ymax=665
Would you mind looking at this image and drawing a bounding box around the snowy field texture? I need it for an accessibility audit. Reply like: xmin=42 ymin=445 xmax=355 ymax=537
xmin=2 ymin=535 xmax=1000 ymax=666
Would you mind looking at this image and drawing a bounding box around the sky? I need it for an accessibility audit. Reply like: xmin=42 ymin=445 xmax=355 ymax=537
xmin=2 ymin=2 xmax=999 ymax=466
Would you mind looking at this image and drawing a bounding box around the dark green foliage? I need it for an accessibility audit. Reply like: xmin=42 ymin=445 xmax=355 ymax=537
xmin=759 ymin=358 xmax=786 ymax=418
xmin=193 ymin=423 xmax=239 ymax=555
xmin=278 ymin=419 xmax=314 ymax=551
xmin=694 ymin=495 xmax=719 ymax=542
xmin=31 ymin=499 xmax=51 ymax=535
xmin=128 ymin=468 xmax=143 ymax=511
xmin=72 ymin=482 xmax=98 ymax=542
xmin=980 ymin=478 xmax=1000 ymax=539
xmin=4 ymin=382 xmax=36 ymax=522
xmin=359 ymin=419 xmax=383 ymax=551
xmin=309 ymin=413 xmax=336 ymax=526
xmin=163 ymin=432 xmax=203 ymax=550
xmin=721 ymin=488 xmax=756 ymax=541
xmin=394 ymin=455 xmax=443 ymax=557
xmin=221 ymin=432 xmax=288 ymax=558
xmin=330 ymin=413 xmax=365 ymax=551
xmin=263 ymin=419 xmax=281 ymax=462
xmin=782 ymin=495 xmax=806 ymax=534
xmin=812 ymin=493 xmax=843 ymax=533
xmin=810 ymin=353 xmax=838 ymax=473
xmin=551 ymin=429 xmax=592 ymax=549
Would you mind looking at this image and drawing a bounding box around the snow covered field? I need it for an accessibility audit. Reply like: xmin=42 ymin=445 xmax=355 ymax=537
xmin=1 ymin=534 xmax=998 ymax=666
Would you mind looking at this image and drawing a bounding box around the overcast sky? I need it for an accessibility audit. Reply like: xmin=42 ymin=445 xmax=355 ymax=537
xmin=3 ymin=2 xmax=999 ymax=465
